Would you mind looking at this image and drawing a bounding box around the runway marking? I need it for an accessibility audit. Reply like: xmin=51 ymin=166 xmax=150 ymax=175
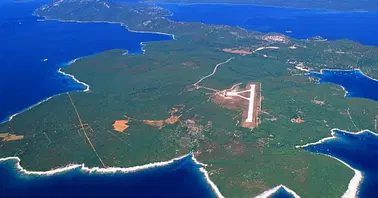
xmin=226 ymin=84 xmax=256 ymax=123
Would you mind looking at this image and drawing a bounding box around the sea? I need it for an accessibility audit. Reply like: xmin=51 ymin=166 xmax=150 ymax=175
xmin=160 ymin=3 xmax=378 ymax=46
xmin=1 ymin=0 xmax=378 ymax=198
xmin=308 ymin=69 xmax=378 ymax=101
xmin=270 ymin=188 xmax=296 ymax=198
xmin=303 ymin=129 xmax=378 ymax=197
xmin=0 ymin=0 xmax=173 ymax=123
xmin=0 ymin=154 xmax=217 ymax=198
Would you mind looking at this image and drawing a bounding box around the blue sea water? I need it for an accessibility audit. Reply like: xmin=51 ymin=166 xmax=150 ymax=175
xmin=0 ymin=1 xmax=172 ymax=123
xmin=270 ymin=187 xmax=296 ymax=198
xmin=0 ymin=154 xmax=217 ymax=198
xmin=160 ymin=4 xmax=378 ymax=46
xmin=303 ymin=129 xmax=378 ymax=197
xmin=308 ymin=69 xmax=378 ymax=101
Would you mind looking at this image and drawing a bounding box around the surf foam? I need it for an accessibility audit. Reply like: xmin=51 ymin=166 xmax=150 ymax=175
xmin=0 ymin=153 xmax=224 ymax=198
xmin=255 ymin=184 xmax=300 ymax=198
xmin=297 ymin=128 xmax=378 ymax=198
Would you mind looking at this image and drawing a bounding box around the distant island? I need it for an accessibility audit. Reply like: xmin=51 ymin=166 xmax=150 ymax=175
xmin=146 ymin=0 xmax=378 ymax=11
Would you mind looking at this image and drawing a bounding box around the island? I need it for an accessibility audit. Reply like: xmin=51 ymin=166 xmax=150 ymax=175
xmin=0 ymin=0 xmax=377 ymax=197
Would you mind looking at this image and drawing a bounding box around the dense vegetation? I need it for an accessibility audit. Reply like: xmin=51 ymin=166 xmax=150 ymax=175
xmin=1 ymin=0 xmax=378 ymax=197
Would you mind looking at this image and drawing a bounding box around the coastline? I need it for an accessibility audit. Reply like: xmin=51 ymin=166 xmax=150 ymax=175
xmin=308 ymin=68 xmax=378 ymax=99
xmin=35 ymin=17 xmax=176 ymax=56
xmin=35 ymin=16 xmax=176 ymax=41
xmin=296 ymin=128 xmax=378 ymax=198
xmin=57 ymin=57 xmax=90 ymax=93
xmin=0 ymin=153 xmax=224 ymax=198
xmin=0 ymin=58 xmax=90 ymax=125
xmin=191 ymin=156 xmax=224 ymax=198
xmin=1 ymin=10 xmax=176 ymax=125
xmin=313 ymin=68 xmax=378 ymax=83
xmin=58 ymin=68 xmax=90 ymax=93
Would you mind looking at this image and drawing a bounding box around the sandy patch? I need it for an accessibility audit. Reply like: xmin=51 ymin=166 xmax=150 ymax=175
xmin=112 ymin=120 xmax=129 ymax=133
